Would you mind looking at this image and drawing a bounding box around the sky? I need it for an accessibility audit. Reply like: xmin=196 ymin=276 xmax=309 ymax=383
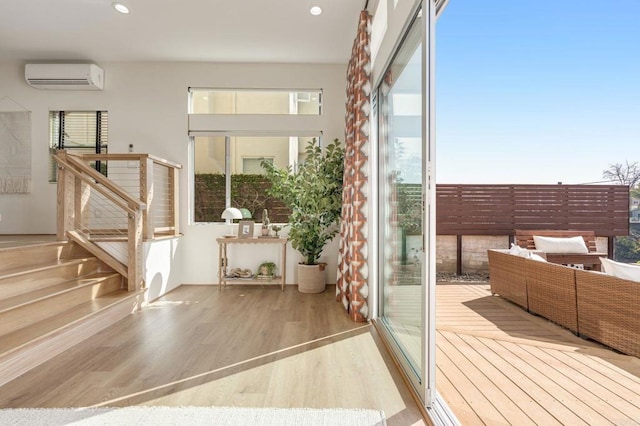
xmin=434 ymin=0 xmax=640 ymax=184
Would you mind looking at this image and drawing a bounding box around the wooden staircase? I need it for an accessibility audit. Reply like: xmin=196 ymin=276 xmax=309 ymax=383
xmin=0 ymin=240 xmax=140 ymax=387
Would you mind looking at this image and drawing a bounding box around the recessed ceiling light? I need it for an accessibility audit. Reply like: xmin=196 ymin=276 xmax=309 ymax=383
xmin=310 ymin=6 xmax=322 ymax=15
xmin=112 ymin=2 xmax=130 ymax=14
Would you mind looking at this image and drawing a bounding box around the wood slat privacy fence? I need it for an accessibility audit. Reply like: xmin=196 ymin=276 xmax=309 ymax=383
xmin=431 ymin=184 xmax=629 ymax=274
xmin=435 ymin=184 xmax=629 ymax=237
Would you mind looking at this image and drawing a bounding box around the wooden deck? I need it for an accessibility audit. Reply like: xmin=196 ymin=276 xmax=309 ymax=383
xmin=437 ymin=283 xmax=640 ymax=425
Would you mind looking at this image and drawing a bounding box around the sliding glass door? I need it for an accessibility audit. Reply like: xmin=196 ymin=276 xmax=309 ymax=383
xmin=377 ymin=1 xmax=436 ymax=406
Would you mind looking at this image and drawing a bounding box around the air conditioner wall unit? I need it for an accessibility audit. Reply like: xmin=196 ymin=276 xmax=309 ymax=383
xmin=25 ymin=63 xmax=104 ymax=90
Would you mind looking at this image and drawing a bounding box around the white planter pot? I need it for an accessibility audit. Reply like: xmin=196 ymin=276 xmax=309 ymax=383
xmin=297 ymin=263 xmax=326 ymax=293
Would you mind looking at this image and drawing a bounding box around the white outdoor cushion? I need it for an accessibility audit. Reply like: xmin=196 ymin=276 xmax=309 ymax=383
xmin=532 ymin=235 xmax=589 ymax=254
xmin=509 ymin=243 xmax=529 ymax=257
xmin=530 ymin=253 xmax=547 ymax=262
xmin=508 ymin=244 xmax=547 ymax=262
xmin=600 ymin=257 xmax=640 ymax=282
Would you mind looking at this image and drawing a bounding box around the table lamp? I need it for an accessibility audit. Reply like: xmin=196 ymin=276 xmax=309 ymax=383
xmin=221 ymin=207 xmax=243 ymax=237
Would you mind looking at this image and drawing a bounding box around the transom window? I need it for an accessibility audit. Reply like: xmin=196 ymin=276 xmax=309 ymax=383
xmin=189 ymin=89 xmax=322 ymax=115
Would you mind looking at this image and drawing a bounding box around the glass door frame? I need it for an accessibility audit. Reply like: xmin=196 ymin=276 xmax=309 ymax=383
xmin=374 ymin=0 xmax=437 ymax=408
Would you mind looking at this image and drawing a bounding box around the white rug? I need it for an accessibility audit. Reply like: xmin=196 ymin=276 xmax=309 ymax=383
xmin=0 ymin=406 xmax=387 ymax=425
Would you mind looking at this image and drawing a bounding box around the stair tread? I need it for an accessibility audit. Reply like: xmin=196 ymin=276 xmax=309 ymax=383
xmin=0 ymin=272 xmax=121 ymax=312
xmin=0 ymin=257 xmax=97 ymax=280
xmin=0 ymin=239 xmax=64 ymax=253
xmin=0 ymin=289 xmax=133 ymax=355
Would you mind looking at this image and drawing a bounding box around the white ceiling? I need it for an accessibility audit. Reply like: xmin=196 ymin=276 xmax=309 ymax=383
xmin=0 ymin=0 xmax=366 ymax=64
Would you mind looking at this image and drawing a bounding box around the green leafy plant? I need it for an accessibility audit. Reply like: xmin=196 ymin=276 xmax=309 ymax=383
xmin=261 ymin=138 xmax=344 ymax=265
xmin=257 ymin=261 xmax=277 ymax=277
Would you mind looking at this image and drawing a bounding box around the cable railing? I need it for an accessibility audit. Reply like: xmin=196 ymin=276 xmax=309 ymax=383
xmin=53 ymin=150 xmax=181 ymax=291
xmin=72 ymin=152 xmax=182 ymax=239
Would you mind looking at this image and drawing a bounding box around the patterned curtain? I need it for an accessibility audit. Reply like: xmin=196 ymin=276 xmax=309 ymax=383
xmin=336 ymin=10 xmax=371 ymax=322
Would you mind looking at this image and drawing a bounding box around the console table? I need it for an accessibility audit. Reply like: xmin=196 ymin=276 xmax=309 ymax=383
xmin=216 ymin=237 xmax=287 ymax=291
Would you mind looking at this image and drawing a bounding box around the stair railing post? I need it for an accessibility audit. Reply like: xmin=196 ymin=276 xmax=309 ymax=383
xmin=127 ymin=205 xmax=144 ymax=292
xmin=56 ymin=151 xmax=74 ymax=241
xmin=140 ymin=155 xmax=154 ymax=240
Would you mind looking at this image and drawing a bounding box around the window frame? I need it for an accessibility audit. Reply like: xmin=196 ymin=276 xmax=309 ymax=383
xmin=48 ymin=110 xmax=108 ymax=183
xmin=188 ymin=87 xmax=325 ymax=225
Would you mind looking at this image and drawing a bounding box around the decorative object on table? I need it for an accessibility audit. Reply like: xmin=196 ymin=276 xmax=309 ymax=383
xmin=221 ymin=207 xmax=243 ymax=237
xmin=261 ymin=208 xmax=271 ymax=237
xmin=261 ymin=138 xmax=344 ymax=293
xmin=226 ymin=268 xmax=253 ymax=279
xmin=271 ymin=224 xmax=283 ymax=237
xmin=237 ymin=220 xmax=254 ymax=238
xmin=256 ymin=261 xmax=277 ymax=278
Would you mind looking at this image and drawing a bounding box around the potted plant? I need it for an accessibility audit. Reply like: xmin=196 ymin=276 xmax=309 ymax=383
xmin=261 ymin=138 xmax=344 ymax=293
xmin=256 ymin=261 xmax=277 ymax=278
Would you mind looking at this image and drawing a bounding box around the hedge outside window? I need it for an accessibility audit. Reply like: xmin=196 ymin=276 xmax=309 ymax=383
xmin=193 ymin=135 xmax=317 ymax=223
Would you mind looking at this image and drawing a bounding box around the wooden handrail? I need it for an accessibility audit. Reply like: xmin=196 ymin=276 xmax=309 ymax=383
xmin=55 ymin=156 xmax=139 ymax=216
xmin=72 ymin=152 xmax=182 ymax=169
xmin=149 ymin=154 xmax=183 ymax=169
xmin=62 ymin=154 xmax=146 ymax=211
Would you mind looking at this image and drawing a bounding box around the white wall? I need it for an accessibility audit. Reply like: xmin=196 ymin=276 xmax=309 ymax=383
xmin=0 ymin=61 xmax=347 ymax=287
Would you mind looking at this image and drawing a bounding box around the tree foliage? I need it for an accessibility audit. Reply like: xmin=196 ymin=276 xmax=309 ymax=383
xmin=615 ymin=231 xmax=640 ymax=263
xmin=602 ymin=161 xmax=640 ymax=188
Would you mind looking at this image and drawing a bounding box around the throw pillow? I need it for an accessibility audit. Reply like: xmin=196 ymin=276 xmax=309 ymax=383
xmin=532 ymin=235 xmax=589 ymax=254
xmin=509 ymin=243 xmax=530 ymax=258
xmin=600 ymin=257 xmax=640 ymax=282
xmin=530 ymin=253 xmax=547 ymax=262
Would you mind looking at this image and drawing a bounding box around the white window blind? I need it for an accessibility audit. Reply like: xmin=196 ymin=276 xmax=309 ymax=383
xmin=49 ymin=111 xmax=108 ymax=182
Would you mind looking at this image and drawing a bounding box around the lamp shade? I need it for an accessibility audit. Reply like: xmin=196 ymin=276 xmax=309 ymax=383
xmin=221 ymin=207 xmax=243 ymax=220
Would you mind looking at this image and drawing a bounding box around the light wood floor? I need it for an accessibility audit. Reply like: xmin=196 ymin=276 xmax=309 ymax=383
xmin=0 ymin=285 xmax=427 ymax=426
xmin=437 ymin=283 xmax=640 ymax=425
xmin=0 ymin=234 xmax=57 ymax=249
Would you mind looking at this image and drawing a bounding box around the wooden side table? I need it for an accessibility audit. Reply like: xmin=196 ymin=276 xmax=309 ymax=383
xmin=216 ymin=237 xmax=287 ymax=291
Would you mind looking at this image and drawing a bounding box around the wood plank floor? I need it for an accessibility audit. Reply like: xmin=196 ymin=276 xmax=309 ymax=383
xmin=0 ymin=285 xmax=427 ymax=426
xmin=437 ymin=283 xmax=640 ymax=425
xmin=0 ymin=235 xmax=57 ymax=249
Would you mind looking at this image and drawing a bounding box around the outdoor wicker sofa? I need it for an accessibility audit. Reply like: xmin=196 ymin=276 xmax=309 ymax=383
xmin=575 ymin=268 xmax=640 ymax=359
xmin=488 ymin=249 xmax=639 ymax=358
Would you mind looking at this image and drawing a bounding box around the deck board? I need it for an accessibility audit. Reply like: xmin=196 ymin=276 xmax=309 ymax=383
xmin=441 ymin=331 xmax=557 ymax=426
xmin=436 ymin=283 xmax=640 ymax=425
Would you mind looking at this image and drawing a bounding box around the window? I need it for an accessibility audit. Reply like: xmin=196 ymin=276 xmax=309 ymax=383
xmin=190 ymin=89 xmax=322 ymax=115
xmin=49 ymin=111 xmax=108 ymax=182
xmin=243 ymin=157 xmax=273 ymax=174
xmin=188 ymin=88 xmax=324 ymax=224
xmin=193 ymin=135 xmax=318 ymax=223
